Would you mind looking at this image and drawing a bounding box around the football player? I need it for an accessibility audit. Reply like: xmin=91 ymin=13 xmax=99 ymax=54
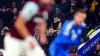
xmin=4 ymin=0 xmax=51 ymax=56
xmin=49 ymin=9 xmax=87 ymax=56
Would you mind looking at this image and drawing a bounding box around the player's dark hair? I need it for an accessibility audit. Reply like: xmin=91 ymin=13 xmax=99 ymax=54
xmin=74 ymin=9 xmax=87 ymax=15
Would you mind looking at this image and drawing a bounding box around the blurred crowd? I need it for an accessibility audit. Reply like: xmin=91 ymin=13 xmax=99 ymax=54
xmin=0 ymin=0 xmax=100 ymax=56
xmin=47 ymin=0 xmax=100 ymax=55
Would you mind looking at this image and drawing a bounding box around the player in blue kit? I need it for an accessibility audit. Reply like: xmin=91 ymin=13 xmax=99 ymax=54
xmin=49 ymin=9 xmax=87 ymax=56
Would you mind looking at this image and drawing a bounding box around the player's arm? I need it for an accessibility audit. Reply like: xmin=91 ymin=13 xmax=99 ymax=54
xmin=14 ymin=16 xmax=30 ymax=38
xmin=37 ymin=21 xmax=47 ymax=44
xmin=35 ymin=11 xmax=49 ymax=44
xmin=61 ymin=21 xmax=71 ymax=37
xmin=14 ymin=1 xmax=38 ymax=39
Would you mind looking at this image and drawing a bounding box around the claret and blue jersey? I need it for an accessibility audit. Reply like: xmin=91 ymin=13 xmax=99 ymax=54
xmin=49 ymin=20 xmax=86 ymax=56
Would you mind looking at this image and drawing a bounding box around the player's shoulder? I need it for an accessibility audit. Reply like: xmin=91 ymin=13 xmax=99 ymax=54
xmin=64 ymin=20 xmax=86 ymax=28
xmin=62 ymin=20 xmax=74 ymax=35
xmin=63 ymin=20 xmax=74 ymax=31
xmin=64 ymin=20 xmax=74 ymax=28
xmin=22 ymin=1 xmax=39 ymax=12
xmin=81 ymin=23 xmax=86 ymax=27
xmin=25 ymin=1 xmax=39 ymax=7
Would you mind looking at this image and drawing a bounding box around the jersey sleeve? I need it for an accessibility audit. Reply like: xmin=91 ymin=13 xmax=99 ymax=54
xmin=61 ymin=21 xmax=73 ymax=36
xmin=19 ymin=1 xmax=39 ymax=21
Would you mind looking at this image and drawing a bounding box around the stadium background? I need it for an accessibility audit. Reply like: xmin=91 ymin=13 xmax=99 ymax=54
xmin=0 ymin=0 xmax=100 ymax=56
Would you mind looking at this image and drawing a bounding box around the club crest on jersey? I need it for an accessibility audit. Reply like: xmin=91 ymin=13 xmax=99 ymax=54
xmin=78 ymin=29 xmax=82 ymax=34
xmin=71 ymin=30 xmax=77 ymax=40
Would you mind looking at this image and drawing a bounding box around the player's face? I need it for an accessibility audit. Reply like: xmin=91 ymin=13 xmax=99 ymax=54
xmin=41 ymin=0 xmax=51 ymax=5
xmin=74 ymin=12 xmax=86 ymax=25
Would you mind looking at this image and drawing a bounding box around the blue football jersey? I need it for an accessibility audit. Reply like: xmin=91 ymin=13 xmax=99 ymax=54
xmin=49 ymin=20 xmax=86 ymax=56
xmin=54 ymin=20 xmax=86 ymax=46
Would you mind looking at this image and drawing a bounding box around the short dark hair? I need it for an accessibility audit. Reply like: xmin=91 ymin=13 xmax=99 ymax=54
xmin=74 ymin=9 xmax=86 ymax=15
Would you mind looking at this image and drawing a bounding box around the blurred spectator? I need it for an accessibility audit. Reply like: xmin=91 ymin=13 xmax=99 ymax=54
xmin=12 ymin=2 xmax=16 ymax=10
xmin=82 ymin=0 xmax=86 ymax=4
xmin=1 ymin=7 xmax=6 ymax=13
xmin=6 ymin=7 xmax=14 ymax=28
xmin=0 ymin=6 xmax=8 ymax=27
xmin=55 ymin=8 xmax=66 ymax=23
xmin=59 ymin=0 xmax=71 ymax=14
xmin=44 ymin=27 xmax=56 ymax=56
xmin=71 ymin=0 xmax=77 ymax=6
xmin=6 ymin=7 xmax=10 ymax=12
xmin=13 ymin=8 xmax=18 ymax=15
xmin=83 ymin=4 xmax=92 ymax=28
xmin=55 ymin=8 xmax=61 ymax=16
xmin=67 ymin=7 xmax=75 ymax=19
xmin=47 ymin=27 xmax=55 ymax=44
xmin=47 ymin=28 xmax=54 ymax=36
xmin=13 ymin=8 xmax=18 ymax=19
xmin=0 ymin=6 xmax=14 ymax=48
xmin=50 ymin=0 xmax=59 ymax=12
xmin=70 ymin=0 xmax=82 ymax=9
xmin=83 ymin=6 xmax=88 ymax=12
xmin=62 ymin=0 xmax=67 ymax=4
xmin=47 ymin=0 xmax=59 ymax=29
xmin=90 ymin=43 xmax=100 ymax=56
xmin=82 ymin=0 xmax=89 ymax=9
xmin=0 ymin=6 xmax=14 ymax=33
xmin=21 ymin=0 xmax=26 ymax=7
xmin=51 ymin=15 xmax=62 ymax=31
xmin=56 ymin=29 xmax=60 ymax=35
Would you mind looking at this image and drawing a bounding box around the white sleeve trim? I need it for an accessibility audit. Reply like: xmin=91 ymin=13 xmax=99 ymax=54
xmin=82 ymin=22 xmax=86 ymax=27
xmin=20 ymin=1 xmax=39 ymax=21
xmin=63 ymin=21 xmax=73 ymax=36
